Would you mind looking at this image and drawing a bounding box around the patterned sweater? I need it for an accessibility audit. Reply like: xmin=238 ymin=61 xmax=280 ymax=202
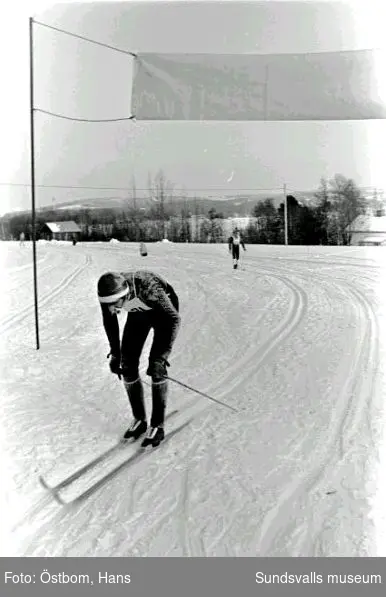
xmin=101 ymin=270 xmax=180 ymax=360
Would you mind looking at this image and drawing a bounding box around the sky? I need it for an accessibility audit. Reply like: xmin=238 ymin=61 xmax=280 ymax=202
xmin=0 ymin=0 xmax=386 ymax=214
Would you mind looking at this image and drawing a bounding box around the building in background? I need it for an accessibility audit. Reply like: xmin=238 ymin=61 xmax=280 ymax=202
xmin=346 ymin=215 xmax=386 ymax=245
xmin=40 ymin=221 xmax=81 ymax=242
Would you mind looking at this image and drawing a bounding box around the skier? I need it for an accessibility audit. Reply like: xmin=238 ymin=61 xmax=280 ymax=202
xmin=97 ymin=270 xmax=181 ymax=447
xmin=228 ymin=228 xmax=246 ymax=269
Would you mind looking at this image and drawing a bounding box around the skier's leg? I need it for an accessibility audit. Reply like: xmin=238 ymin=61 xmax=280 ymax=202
xmin=142 ymin=310 xmax=178 ymax=446
xmin=150 ymin=379 xmax=168 ymax=428
xmin=147 ymin=317 xmax=172 ymax=428
xmin=232 ymin=245 xmax=239 ymax=268
xmin=235 ymin=245 xmax=240 ymax=267
xmin=141 ymin=376 xmax=167 ymax=446
xmin=122 ymin=378 xmax=148 ymax=439
xmin=121 ymin=312 xmax=152 ymax=428
xmin=122 ymin=378 xmax=146 ymax=421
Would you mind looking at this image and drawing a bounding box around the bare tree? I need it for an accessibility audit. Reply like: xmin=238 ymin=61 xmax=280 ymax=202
xmin=129 ymin=175 xmax=140 ymax=241
xmin=151 ymin=170 xmax=174 ymax=239
xmin=314 ymin=178 xmax=331 ymax=244
xmin=329 ymin=174 xmax=366 ymax=244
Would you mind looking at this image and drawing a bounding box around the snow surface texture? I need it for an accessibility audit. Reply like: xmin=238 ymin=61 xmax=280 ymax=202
xmin=1 ymin=241 xmax=386 ymax=557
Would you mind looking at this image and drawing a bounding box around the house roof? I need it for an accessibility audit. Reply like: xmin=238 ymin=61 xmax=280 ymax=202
xmin=45 ymin=221 xmax=81 ymax=233
xmin=347 ymin=215 xmax=386 ymax=233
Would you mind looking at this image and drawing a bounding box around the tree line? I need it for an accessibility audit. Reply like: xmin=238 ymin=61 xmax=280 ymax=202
xmin=248 ymin=174 xmax=372 ymax=245
xmin=0 ymin=174 xmax=381 ymax=245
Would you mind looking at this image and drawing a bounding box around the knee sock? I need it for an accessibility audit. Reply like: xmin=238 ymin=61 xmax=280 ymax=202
xmin=123 ymin=377 xmax=146 ymax=421
xmin=151 ymin=380 xmax=168 ymax=427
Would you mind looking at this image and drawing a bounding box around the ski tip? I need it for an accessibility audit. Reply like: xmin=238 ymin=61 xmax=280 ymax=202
xmin=39 ymin=476 xmax=67 ymax=505
xmin=38 ymin=475 xmax=51 ymax=490
xmin=53 ymin=493 xmax=67 ymax=506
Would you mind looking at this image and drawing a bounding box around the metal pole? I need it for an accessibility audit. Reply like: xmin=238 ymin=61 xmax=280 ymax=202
xmin=263 ymin=63 xmax=269 ymax=120
xmin=167 ymin=376 xmax=238 ymax=413
xmin=284 ymin=183 xmax=288 ymax=245
xmin=30 ymin=17 xmax=40 ymax=349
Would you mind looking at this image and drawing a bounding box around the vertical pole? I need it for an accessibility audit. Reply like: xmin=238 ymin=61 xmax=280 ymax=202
xmin=263 ymin=63 xmax=269 ymax=120
xmin=284 ymin=183 xmax=288 ymax=246
xmin=30 ymin=17 xmax=40 ymax=349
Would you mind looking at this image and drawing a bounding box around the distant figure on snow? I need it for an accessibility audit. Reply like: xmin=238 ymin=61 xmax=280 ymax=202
xmin=19 ymin=232 xmax=25 ymax=246
xmin=228 ymin=228 xmax=246 ymax=269
xmin=139 ymin=242 xmax=148 ymax=256
xmin=97 ymin=270 xmax=181 ymax=447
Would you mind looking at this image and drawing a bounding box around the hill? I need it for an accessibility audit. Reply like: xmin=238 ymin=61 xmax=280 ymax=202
xmin=38 ymin=191 xmax=317 ymax=217
xmin=0 ymin=191 xmax=319 ymax=219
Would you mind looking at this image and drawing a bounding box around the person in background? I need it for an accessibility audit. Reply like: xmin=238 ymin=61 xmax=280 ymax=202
xmin=97 ymin=270 xmax=181 ymax=447
xmin=228 ymin=228 xmax=246 ymax=269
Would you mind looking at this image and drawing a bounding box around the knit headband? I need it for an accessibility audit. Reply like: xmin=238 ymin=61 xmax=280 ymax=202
xmin=98 ymin=286 xmax=129 ymax=304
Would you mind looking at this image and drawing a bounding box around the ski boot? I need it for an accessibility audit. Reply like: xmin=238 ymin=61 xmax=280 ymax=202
xmin=141 ymin=426 xmax=165 ymax=448
xmin=123 ymin=419 xmax=147 ymax=440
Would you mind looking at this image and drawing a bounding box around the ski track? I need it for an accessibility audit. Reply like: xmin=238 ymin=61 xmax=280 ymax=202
xmin=1 ymin=242 xmax=385 ymax=556
xmin=241 ymin=255 xmax=381 ymax=556
xmin=0 ymin=251 xmax=92 ymax=333
xmin=211 ymin=271 xmax=307 ymax=404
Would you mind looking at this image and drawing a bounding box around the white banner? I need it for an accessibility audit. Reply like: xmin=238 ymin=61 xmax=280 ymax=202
xmin=131 ymin=50 xmax=386 ymax=121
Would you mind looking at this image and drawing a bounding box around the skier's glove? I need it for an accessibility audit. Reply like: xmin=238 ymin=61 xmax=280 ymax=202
xmin=107 ymin=352 xmax=121 ymax=380
xmin=147 ymin=358 xmax=170 ymax=380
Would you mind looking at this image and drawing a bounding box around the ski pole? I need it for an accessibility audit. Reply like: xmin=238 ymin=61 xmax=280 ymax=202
xmin=118 ymin=369 xmax=238 ymax=413
xmin=167 ymin=376 xmax=238 ymax=413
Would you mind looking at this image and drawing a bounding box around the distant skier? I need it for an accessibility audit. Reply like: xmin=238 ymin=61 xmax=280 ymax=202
xmin=97 ymin=270 xmax=180 ymax=447
xmin=228 ymin=228 xmax=246 ymax=269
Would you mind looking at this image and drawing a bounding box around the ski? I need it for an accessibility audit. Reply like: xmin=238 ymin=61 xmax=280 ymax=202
xmin=54 ymin=415 xmax=194 ymax=505
xmin=39 ymin=409 xmax=179 ymax=500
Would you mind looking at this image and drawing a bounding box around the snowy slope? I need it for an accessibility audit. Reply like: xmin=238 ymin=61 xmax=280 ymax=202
xmin=1 ymin=241 xmax=385 ymax=557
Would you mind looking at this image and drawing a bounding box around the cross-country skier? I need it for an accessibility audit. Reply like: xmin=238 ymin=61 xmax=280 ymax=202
xmin=228 ymin=228 xmax=246 ymax=269
xmin=97 ymin=270 xmax=181 ymax=447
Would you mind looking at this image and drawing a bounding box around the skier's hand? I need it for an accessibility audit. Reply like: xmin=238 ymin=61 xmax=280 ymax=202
xmin=108 ymin=354 xmax=122 ymax=379
xmin=147 ymin=358 xmax=170 ymax=380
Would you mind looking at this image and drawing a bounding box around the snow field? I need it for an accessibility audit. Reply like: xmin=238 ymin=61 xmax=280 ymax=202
xmin=1 ymin=241 xmax=385 ymax=556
